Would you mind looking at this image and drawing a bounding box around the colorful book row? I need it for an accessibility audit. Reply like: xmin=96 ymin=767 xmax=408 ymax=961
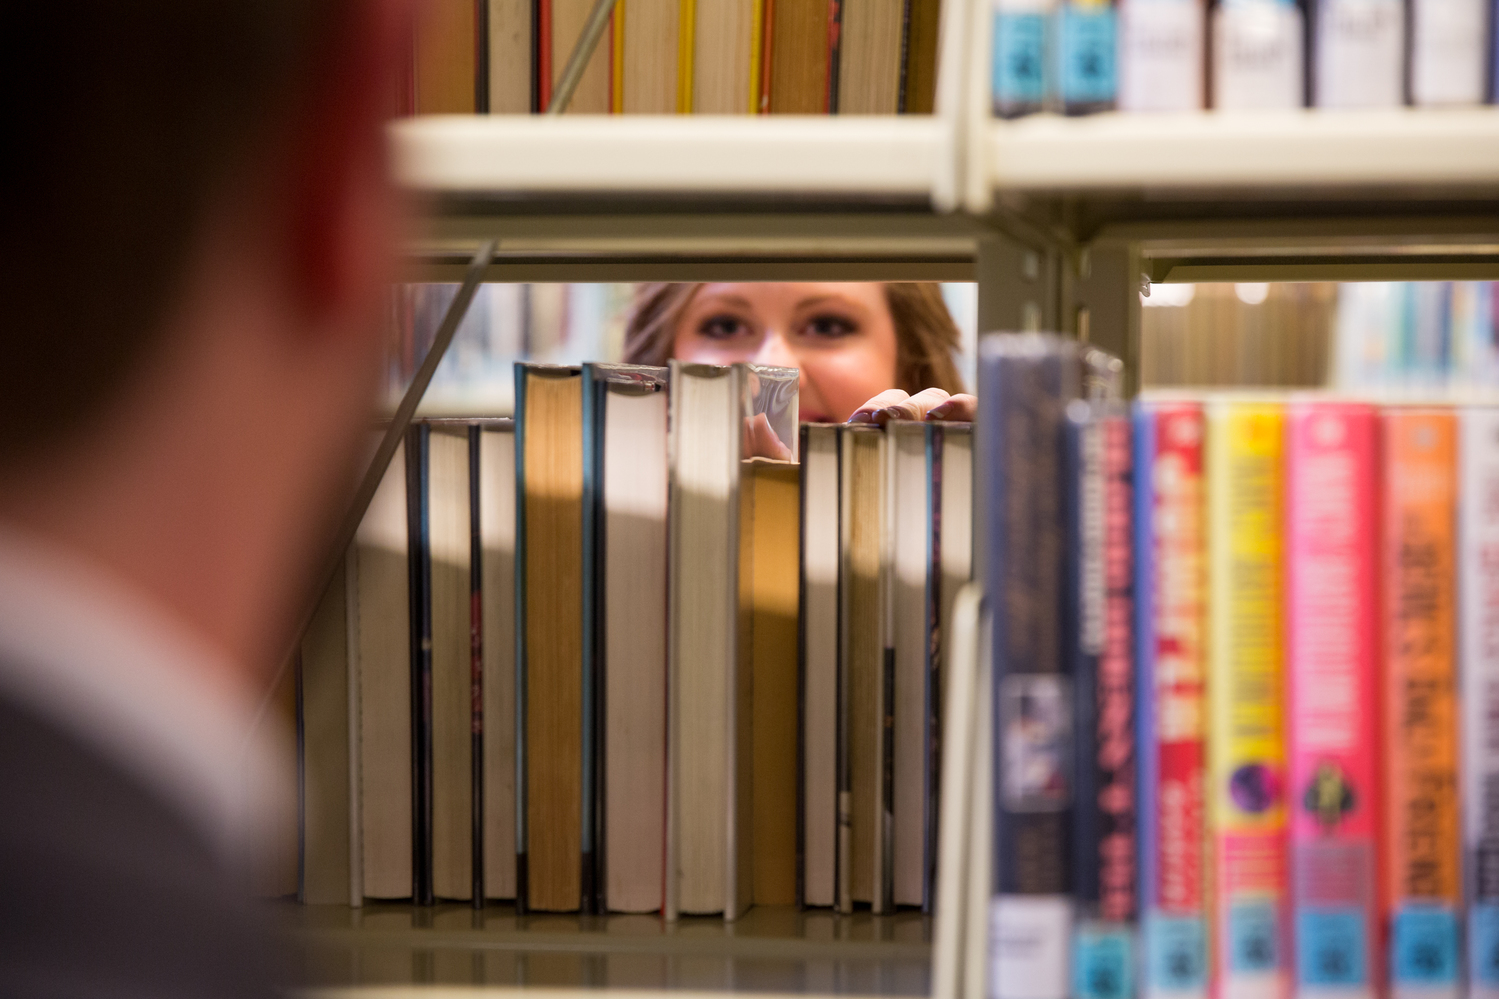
xmin=982 ymin=333 xmax=1499 ymax=999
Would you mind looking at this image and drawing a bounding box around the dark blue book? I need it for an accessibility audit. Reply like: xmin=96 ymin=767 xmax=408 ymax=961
xmin=979 ymin=333 xmax=1081 ymax=999
xmin=1065 ymin=400 xmax=1137 ymax=999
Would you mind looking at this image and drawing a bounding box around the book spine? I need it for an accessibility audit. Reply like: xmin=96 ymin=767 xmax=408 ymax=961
xmin=1135 ymin=401 xmax=1208 ymax=999
xmin=1116 ymin=0 xmax=1206 ymax=110
xmin=1462 ymin=407 xmax=1499 ymax=999
xmin=1056 ymin=0 xmax=1118 ymax=112
xmin=470 ymin=425 xmax=485 ymax=908
xmin=826 ymin=0 xmax=844 ymax=112
xmin=1409 ymin=0 xmax=1487 ymax=103
xmin=512 ymin=371 xmax=530 ymax=914
xmin=581 ymin=369 xmax=603 ymax=916
xmin=1286 ymin=402 xmax=1380 ymax=999
xmin=1382 ymin=408 xmax=1460 ymax=999
xmin=1310 ymin=0 xmax=1404 ymax=106
xmin=1210 ymin=0 xmax=1304 ymax=107
xmin=407 ymin=423 xmax=436 ymax=906
xmin=981 ymin=337 xmax=1079 ymax=999
xmin=1205 ymin=402 xmax=1288 ymax=999
xmin=1071 ymin=407 xmax=1139 ymax=999
xmin=992 ymin=0 xmax=1053 ymax=116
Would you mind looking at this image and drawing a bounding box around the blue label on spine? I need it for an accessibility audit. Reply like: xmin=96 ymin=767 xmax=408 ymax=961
xmin=1057 ymin=6 xmax=1116 ymax=103
xmin=992 ymin=11 xmax=1047 ymax=104
xmin=1471 ymin=903 xmax=1499 ymax=986
xmin=1146 ymin=914 xmax=1206 ymax=994
xmin=1392 ymin=905 xmax=1459 ymax=986
xmin=1296 ymin=908 xmax=1367 ymax=987
xmin=1074 ymin=925 xmax=1134 ymax=999
xmin=1228 ymin=901 xmax=1279 ymax=973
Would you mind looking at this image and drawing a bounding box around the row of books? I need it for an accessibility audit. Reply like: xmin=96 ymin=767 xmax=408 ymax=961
xmin=994 ymin=0 xmax=1499 ymax=114
xmin=982 ymin=334 xmax=1499 ymax=999
xmin=408 ymin=0 xmax=940 ymax=116
xmin=1333 ymin=281 xmax=1499 ymax=394
xmin=292 ymin=358 xmax=977 ymax=919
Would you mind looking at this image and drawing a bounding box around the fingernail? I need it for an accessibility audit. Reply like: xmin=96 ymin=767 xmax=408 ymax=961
xmin=927 ymin=402 xmax=953 ymax=420
xmin=877 ymin=407 xmax=903 ymax=422
xmin=848 ymin=410 xmax=873 ymax=424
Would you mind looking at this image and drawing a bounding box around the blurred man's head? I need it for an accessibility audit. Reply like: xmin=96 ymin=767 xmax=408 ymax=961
xmin=0 ymin=0 xmax=408 ymax=691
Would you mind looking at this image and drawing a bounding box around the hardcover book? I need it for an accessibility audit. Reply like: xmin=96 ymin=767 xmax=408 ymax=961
xmin=515 ymin=364 xmax=586 ymax=913
xmin=1134 ymin=399 xmax=1208 ymax=999
xmin=1205 ymin=400 xmax=1287 ymax=999
xmin=1382 ymin=408 xmax=1461 ymax=999
xmin=1461 ymin=406 xmax=1499 ymax=999
xmin=980 ymin=334 xmax=1082 ymax=999
xmin=1067 ymin=401 xmax=1137 ymax=999
xmin=1286 ymin=401 xmax=1379 ymax=999
xmin=583 ymin=364 xmax=670 ymax=914
xmin=800 ymin=423 xmax=841 ymax=908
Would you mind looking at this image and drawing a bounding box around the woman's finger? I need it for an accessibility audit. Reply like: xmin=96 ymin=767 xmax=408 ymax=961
xmin=862 ymin=387 xmax=953 ymax=425
xmin=925 ymin=393 xmax=977 ymax=423
xmin=847 ymin=389 xmax=911 ymax=424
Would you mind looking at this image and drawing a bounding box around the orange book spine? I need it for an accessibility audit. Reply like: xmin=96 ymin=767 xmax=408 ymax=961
xmin=1381 ymin=407 xmax=1460 ymax=999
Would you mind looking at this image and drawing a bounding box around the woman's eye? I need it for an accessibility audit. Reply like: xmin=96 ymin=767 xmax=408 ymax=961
xmin=803 ymin=314 xmax=857 ymax=338
xmin=698 ymin=315 xmax=750 ymax=339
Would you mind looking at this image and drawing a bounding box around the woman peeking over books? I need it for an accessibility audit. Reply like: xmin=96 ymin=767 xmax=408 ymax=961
xmin=624 ymin=283 xmax=979 ymax=425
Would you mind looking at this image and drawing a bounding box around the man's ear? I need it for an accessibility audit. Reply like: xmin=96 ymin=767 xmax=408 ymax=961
xmin=284 ymin=0 xmax=412 ymax=332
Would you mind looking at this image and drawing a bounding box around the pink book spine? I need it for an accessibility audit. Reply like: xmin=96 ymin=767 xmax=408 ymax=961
xmin=1284 ymin=402 xmax=1381 ymax=999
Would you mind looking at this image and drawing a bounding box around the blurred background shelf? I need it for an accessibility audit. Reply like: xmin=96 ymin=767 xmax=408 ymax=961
xmin=284 ymin=904 xmax=929 ymax=996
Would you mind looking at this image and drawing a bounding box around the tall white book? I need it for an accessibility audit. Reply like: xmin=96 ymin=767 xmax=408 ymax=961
xmin=1462 ymin=406 xmax=1499 ymax=999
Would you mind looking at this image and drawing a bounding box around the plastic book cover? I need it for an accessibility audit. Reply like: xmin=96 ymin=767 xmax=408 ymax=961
xmin=980 ymin=334 xmax=1082 ymax=999
xmin=1056 ymin=0 xmax=1118 ymax=112
xmin=1311 ymin=0 xmax=1404 ymax=107
xmin=1205 ymin=401 xmax=1287 ymax=999
xmin=1461 ymin=407 xmax=1499 ymax=999
xmin=1382 ymin=408 xmax=1460 ymax=999
xmin=1210 ymin=0 xmax=1305 ymax=107
xmin=1117 ymin=0 xmax=1205 ymax=110
xmin=1285 ymin=402 xmax=1380 ymax=999
xmin=1133 ymin=400 xmax=1208 ymax=999
xmin=1409 ymin=0 xmax=1487 ymax=104
xmin=1068 ymin=402 xmax=1137 ymax=999
xmin=993 ymin=0 xmax=1054 ymax=115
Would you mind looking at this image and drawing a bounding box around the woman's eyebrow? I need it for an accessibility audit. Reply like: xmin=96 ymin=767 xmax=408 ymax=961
xmin=692 ymin=294 xmax=755 ymax=312
xmin=795 ymin=295 xmax=864 ymax=313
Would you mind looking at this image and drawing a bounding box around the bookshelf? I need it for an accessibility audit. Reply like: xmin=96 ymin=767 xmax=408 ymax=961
xmin=300 ymin=0 xmax=1499 ymax=991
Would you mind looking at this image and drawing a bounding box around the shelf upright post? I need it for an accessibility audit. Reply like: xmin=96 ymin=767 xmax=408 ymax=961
xmin=975 ymin=233 xmax=1060 ymax=334
xmin=1068 ymin=242 xmax=1143 ymax=397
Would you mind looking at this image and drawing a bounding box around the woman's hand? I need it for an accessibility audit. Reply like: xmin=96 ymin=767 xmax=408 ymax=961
xmin=846 ymin=388 xmax=977 ymax=425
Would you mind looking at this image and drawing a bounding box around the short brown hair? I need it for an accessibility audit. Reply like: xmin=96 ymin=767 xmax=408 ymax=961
xmin=624 ymin=283 xmax=967 ymax=396
xmin=0 ymin=0 xmax=341 ymax=465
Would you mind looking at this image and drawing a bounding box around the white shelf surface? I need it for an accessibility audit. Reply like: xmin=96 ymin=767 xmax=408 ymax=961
xmin=391 ymin=115 xmax=950 ymax=201
xmin=988 ymin=108 xmax=1499 ymax=192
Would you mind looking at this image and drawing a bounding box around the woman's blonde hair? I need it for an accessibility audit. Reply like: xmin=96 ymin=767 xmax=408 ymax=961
xmin=622 ymin=283 xmax=967 ymax=396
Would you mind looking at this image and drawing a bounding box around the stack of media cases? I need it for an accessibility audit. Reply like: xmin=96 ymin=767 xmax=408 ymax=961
xmin=993 ymin=0 xmax=1499 ymax=114
xmin=281 ymin=358 xmax=978 ymax=923
xmin=981 ymin=332 xmax=1499 ymax=999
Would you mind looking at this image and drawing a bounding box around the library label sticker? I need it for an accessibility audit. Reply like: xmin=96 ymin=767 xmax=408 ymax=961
xmin=1229 ymin=900 xmax=1279 ymax=973
xmin=1296 ymin=907 xmax=1367 ymax=987
xmin=1073 ymin=923 xmax=1133 ymax=999
xmin=991 ymin=896 xmax=1071 ymax=999
xmin=1391 ymin=905 xmax=1458 ymax=987
xmin=1470 ymin=903 xmax=1499 ymax=987
xmin=992 ymin=12 xmax=1047 ymax=104
xmin=1146 ymin=913 xmax=1206 ymax=995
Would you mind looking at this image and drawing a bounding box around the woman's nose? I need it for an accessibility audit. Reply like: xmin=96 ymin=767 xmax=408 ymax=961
xmin=752 ymin=330 xmax=799 ymax=370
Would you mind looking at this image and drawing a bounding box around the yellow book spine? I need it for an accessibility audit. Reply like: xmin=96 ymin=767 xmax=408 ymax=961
xmin=676 ymin=0 xmax=695 ymax=112
xmin=611 ymin=2 xmax=625 ymax=113
xmin=1205 ymin=401 xmax=1287 ymax=998
xmin=747 ymin=0 xmax=765 ymax=113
